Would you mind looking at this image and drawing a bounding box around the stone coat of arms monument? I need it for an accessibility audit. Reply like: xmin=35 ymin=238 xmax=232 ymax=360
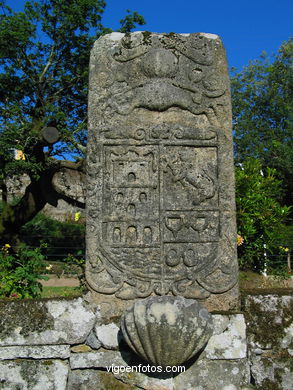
xmin=87 ymin=32 xmax=238 ymax=312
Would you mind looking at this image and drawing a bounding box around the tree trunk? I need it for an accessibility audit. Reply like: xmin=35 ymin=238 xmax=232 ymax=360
xmin=0 ymin=179 xmax=8 ymax=203
xmin=0 ymin=162 xmax=85 ymax=249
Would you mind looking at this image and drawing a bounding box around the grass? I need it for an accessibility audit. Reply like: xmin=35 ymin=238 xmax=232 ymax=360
xmin=239 ymin=270 xmax=292 ymax=290
xmin=41 ymin=286 xmax=83 ymax=298
xmin=40 ymin=272 xmax=292 ymax=298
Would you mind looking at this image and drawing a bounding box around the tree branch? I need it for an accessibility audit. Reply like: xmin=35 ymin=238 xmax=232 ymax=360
xmin=39 ymin=44 xmax=55 ymax=82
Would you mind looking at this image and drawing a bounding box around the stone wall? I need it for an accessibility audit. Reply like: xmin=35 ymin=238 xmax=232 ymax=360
xmin=242 ymin=291 xmax=293 ymax=390
xmin=0 ymin=292 xmax=292 ymax=390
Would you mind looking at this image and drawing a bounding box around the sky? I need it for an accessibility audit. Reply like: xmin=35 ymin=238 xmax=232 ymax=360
xmin=102 ymin=0 xmax=292 ymax=71
xmin=6 ymin=0 xmax=293 ymax=70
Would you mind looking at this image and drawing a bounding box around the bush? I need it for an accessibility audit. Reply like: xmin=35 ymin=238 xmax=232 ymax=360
xmin=0 ymin=243 xmax=48 ymax=298
xmin=236 ymin=158 xmax=291 ymax=272
xmin=63 ymin=254 xmax=86 ymax=290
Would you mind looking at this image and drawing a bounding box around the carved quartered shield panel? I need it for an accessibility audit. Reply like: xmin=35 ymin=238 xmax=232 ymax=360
xmin=87 ymin=32 xmax=238 ymax=304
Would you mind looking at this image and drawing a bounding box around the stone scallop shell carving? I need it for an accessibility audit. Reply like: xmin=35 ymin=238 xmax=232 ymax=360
xmin=121 ymin=296 xmax=213 ymax=366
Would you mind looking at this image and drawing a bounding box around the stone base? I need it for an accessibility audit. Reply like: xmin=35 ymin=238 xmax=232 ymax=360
xmin=0 ymin=292 xmax=291 ymax=389
xmin=0 ymin=295 xmax=249 ymax=390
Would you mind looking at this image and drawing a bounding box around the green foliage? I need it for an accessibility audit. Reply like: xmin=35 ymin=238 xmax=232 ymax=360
xmin=20 ymin=213 xmax=85 ymax=261
xmin=0 ymin=0 xmax=145 ymax=167
xmin=118 ymin=10 xmax=145 ymax=33
xmin=231 ymin=38 xmax=293 ymax=205
xmin=0 ymin=1 xmax=145 ymax=239
xmin=235 ymin=158 xmax=291 ymax=272
xmin=63 ymin=253 xmax=86 ymax=291
xmin=0 ymin=243 xmax=48 ymax=298
xmin=0 ymin=203 xmax=15 ymax=234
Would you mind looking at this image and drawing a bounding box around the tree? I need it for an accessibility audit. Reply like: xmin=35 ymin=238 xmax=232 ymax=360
xmin=0 ymin=0 xmax=145 ymax=246
xmin=231 ymin=38 xmax=293 ymax=206
xmin=235 ymin=158 xmax=290 ymax=272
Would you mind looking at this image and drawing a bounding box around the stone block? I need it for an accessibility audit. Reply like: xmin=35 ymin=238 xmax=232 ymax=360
xmin=94 ymin=322 xmax=120 ymax=349
xmin=86 ymin=330 xmax=102 ymax=350
xmin=70 ymin=344 xmax=92 ymax=353
xmin=114 ymin=368 xmax=174 ymax=390
xmin=243 ymin=293 xmax=293 ymax=352
xmin=204 ymin=314 xmax=247 ymax=359
xmin=0 ymin=298 xmax=96 ymax=346
xmin=174 ymin=358 xmax=250 ymax=390
xmin=69 ymin=350 xmax=129 ymax=369
xmin=0 ymin=360 xmax=68 ymax=390
xmin=0 ymin=345 xmax=70 ymax=360
xmin=67 ymin=370 xmax=139 ymax=390
xmin=250 ymin=355 xmax=293 ymax=390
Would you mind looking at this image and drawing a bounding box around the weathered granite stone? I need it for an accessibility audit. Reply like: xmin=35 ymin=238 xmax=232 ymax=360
xmin=283 ymin=322 xmax=293 ymax=354
xmin=0 ymin=345 xmax=70 ymax=360
xmin=113 ymin=369 xmax=174 ymax=390
xmin=250 ymin=355 xmax=293 ymax=390
xmin=67 ymin=370 xmax=139 ymax=390
xmin=243 ymin=293 xmax=293 ymax=352
xmin=173 ymin=358 xmax=250 ymax=390
xmin=86 ymin=330 xmax=102 ymax=350
xmin=243 ymin=293 xmax=293 ymax=389
xmin=0 ymin=360 xmax=68 ymax=390
xmin=204 ymin=314 xmax=247 ymax=359
xmin=86 ymin=31 xmax=238 ymax=310
xmin=0 ymin=298 xmax=96 ymax=346
xmin=70 ymin=344 xmax=92 ymax=353
xmin=70 ymin=349 xmax=174 ymax=390
xmin=69 ymin=350 xmax=130 ymax=369
xmin=94 ymin=322 xmax=120 ymax=349
xmin=83 ymin=291 xmax=131 ymax=319
xmin=121 ymin=296 xmax=213 ymax=366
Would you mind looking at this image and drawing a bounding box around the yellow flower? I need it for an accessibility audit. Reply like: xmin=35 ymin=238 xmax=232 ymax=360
xmin=74 ymin=212 xmax=81 ymax=221
xmin=46 ymin=264 xmax=53 ymax=271
xmin=280 ymin=246 xmax=289 ymax=253
xmin=237 ymin=235 xmax=244 ymax=246
xmin=2 ymin=243 xmax=11 ymax=253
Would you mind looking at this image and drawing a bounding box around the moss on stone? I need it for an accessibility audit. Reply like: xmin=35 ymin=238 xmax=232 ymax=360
xmin=142 ymin=31 xmax=152 ymax=45
xmin=121 ymin=33 xmax=132 ymax=49
xmin=244 ymin=296 xmax=293 ymax=347
xmin=99 ymin=371 xmax=136 ymax=390
xmin=104 ymin=315 xmax=121 ymax=325
xmin=0 ymin=299 xmax=54 ymax=338
xmin=19 ymin=360 xmax=40 ymax=387
xmin=261 ymin=350 xmax=292 ymax=360
xmin=166 ymin=32 xmax=176 ymax=38
xmin=42 ymin=360 xmax=53 ymax=366
xmin=210 ymin=310 xmax=243 ymax=315
xmin=71 ymin=344 xmax=92 ymax=353
xmin=241 ymin=288 xmax=293 ymax=296
xmin=257 ymin=378 xmax=282 ymax=390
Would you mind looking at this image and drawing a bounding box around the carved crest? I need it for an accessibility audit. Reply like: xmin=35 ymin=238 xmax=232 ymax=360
xmin=87 ymin=32 xmax=238 ymax=302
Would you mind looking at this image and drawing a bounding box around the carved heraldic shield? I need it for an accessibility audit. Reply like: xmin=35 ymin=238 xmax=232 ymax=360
xmin=86 ymin=32 xmax=238 ymax=305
